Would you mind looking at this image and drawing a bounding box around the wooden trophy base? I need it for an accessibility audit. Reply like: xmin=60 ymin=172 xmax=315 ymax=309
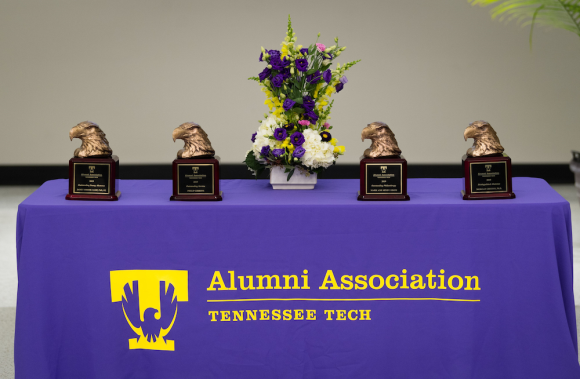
xmin=462 ymin=154 xmax=515 ymax=200
xmin=65 ymin=192 xmax=121 ymax=201
xmin=170 ymin=192 xmax=223 ymax=201
xmin=66 ymin=155 xmax=120 ymax=201
xmin=358 ymin=155 xmax=410 ymax=201
xmin=170 ymin=157 xmax=222 ymax=201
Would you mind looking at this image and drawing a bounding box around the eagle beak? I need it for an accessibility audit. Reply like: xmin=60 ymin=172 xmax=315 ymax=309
xmin=361 ymin=127 xmax=370 ymax=142
xmin=172 ymin=127 xmax=183 ymax=142
xmin=69 ymin=127 xmax=78 ymax=141
xmin=463 ymin=127 xmax=472 ymax=141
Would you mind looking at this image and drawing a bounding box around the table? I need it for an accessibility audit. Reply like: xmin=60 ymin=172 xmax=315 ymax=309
xmin=15 ymin=178 xmax=580 ymax=378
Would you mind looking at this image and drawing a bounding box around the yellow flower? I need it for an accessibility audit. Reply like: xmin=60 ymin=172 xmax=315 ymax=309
xmin=313 ymin=82 xmax=324 ymax=99
xmin=325 ymin=86 xmax=335 ymax=96
xmin=330 ymin=138 xmax=337 ymax=146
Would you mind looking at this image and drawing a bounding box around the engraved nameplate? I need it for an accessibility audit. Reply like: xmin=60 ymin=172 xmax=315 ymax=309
xmin=365 ymin=163 xmax=402 ymax=194
xmin=73 ymin=163 xmax=110 ymax=194
xmin=470 ymin=161 xmax=508 ymax=193
xmin=177 ymin=164 xmax=214 ymax=195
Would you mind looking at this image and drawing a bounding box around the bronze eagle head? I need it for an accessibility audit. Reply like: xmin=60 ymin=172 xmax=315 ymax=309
xmin=69 ymin=121 xmax=112 ymax=158
xmin=361 ymin=121 xmax=402 ymax=158
xmin=464 ymin=120 xmax=504 ymax=157
xmin=172 ymin=122 xmax=215 ymax=159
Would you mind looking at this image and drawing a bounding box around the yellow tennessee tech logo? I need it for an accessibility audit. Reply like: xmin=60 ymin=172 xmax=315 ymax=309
xmin=110 ymin=270 xmax=188 ymax=351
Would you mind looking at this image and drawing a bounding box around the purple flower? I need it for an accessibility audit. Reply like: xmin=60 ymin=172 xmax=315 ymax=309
xmin=295 ymin=59 xmax=308 ymax=72
xmin=335 ymin=82 xmax=344 ymax=93
xmin=323 ymin=69 xmax=332 ymax=83
xmin=268 ymin=50 xmax=281 ymax=59
xmin=300 ymin=48 xmax=309 ymax=56
xmin=302 ymin=96 xmax=315 ymax=112
xmin=274 ymin=128 xmax=287 ymax=141
xmin=327 ymin=53 xmax=334 ymax=60
xmin=290 ymin=132 xmax=305 ymax=146
xmin=258 ymin=67 xmax=271 ymax=82
xmin=259 ymin=52 xmax=263 ymax=62
xmin=305 ymin=110 xmax=319 ymax=122
xmin=340 ymin=76 xmax=348 ymax=84
xmin=281 ymin=67 xmax=291 ymax=80
xmin=272 ymin=148 xmax=285 ymax=157
xmin=283 ymin=98 xmax=296 ymax=111
xmin=283 ymin=123 xmax=295 ymax=131
xmin=320 ymin=131 xmax=332 ymax=142
xmin=251 ymin=132 xmax=257 ymax=142
xmin=293 ymin=146 xmax=306 ymax=158
xmin=307 ymin=70 xmax=321 ymax=83
xmin=260 ymin=145 xmax=271 ymax=157
xmin=271 ymin=74 xmax=284 ymax=88
xmin=270 ymin=56 xmax=285 ymax=71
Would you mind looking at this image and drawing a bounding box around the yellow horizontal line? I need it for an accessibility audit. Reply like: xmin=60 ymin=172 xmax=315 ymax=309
xmin=207 ymin=298 xmax=480 ymax=303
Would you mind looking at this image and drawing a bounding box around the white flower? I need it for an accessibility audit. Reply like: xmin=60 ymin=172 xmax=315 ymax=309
xmin=300 ymin=129 xmax=335 ymax=169
xmin=252 ymin=115 xmax=282 ymax=159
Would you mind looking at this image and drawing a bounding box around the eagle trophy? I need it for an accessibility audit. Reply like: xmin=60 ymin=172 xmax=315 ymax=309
xmin=172 ymin=122 xmax=215 ymax=159
xmin=464 ymin=120 xmax=504 ymax=157
xmin=361 ymin=121 xmax=402 ymax=158
xmin=69 ymin=121 xmax=112 ymax=158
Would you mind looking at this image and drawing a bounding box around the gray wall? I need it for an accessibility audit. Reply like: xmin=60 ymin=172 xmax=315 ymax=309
xmin=1 ymin=0 xmax=579 ymax=165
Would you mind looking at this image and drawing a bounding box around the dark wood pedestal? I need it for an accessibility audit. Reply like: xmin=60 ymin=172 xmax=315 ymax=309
xmin=358 ymin=155 xmax=410 ymax=201
xmin=170 ymin=157 xmax=222 ymax=201
xmin=462 ymin=154 xmax=515 ymax=200
xmin=66 ymin=155 xmax=120 ymax=201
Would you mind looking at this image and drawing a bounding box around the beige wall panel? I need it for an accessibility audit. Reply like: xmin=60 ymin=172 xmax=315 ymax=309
xmin=1 ymin=0 xmax=579 ymax=165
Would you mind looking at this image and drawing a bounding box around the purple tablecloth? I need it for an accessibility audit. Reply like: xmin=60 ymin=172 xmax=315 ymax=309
xmin=15 ymin=178 xmax=580 ymax=378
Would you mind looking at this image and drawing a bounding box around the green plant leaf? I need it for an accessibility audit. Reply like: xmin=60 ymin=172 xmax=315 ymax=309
xmin=287 ymin=168 xmax=295 ymax=181
xmin=243 ymin=151 xmax=264 ymax=174
xmin=468 ymin=0 xmax=580 ymax=42
xmin=292 ymin=97 xmax=304 ymax=104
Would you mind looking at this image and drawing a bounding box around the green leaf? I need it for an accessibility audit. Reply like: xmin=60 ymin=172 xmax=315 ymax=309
xmin=292 ymin=97 xmax=304 ymax=104
xmin=308 ymin=44 xmax=315 ymax=55
xmin=468 ymin=0 xmax=580 ymax=42
xmin=243 ymin=150 xmax=264 ymax=172
xmin=286 ymin=168 xmax=295 ymax=181
xmin=305 ymin=68 xmax=318 ymax=75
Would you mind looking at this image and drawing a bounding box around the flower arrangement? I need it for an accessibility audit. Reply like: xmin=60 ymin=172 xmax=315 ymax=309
xmin=244 ymin=15 xmax=360 ymax=180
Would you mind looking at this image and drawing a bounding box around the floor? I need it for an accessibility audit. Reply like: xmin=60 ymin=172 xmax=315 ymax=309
xmin=0 ymin=184 xmax=579 ymax=377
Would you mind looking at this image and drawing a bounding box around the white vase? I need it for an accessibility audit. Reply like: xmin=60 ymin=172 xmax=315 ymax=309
xmin=270 ymin=166 xmax=317 ymax=190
